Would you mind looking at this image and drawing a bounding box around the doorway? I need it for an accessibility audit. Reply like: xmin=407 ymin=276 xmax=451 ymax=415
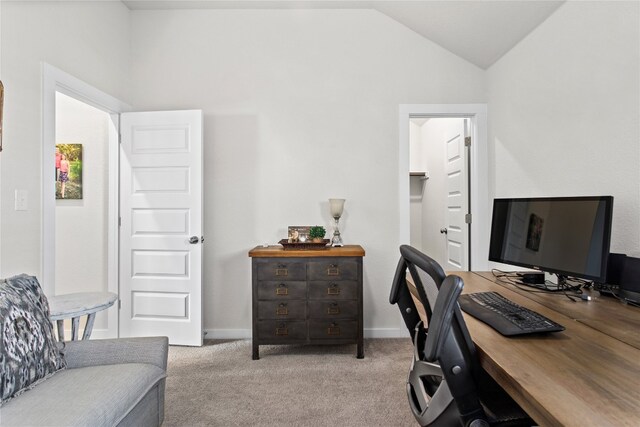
xmin=409 ymin=117 xmax=470 ymax=271
xmin=399 ymin=104 xmax=490 ymax=272
xmin=42 ymin=64 xmax=129 ymax=338
xmin=54 ymin=92 xmax=113 ymax=338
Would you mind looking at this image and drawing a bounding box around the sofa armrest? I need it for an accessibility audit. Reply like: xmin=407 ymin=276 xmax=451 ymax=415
xmin=58 ymin=337 xmax=168 ymax=371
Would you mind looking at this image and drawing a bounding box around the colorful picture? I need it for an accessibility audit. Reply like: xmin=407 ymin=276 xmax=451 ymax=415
xmin=56 ymin=143 xmax=83 ymax=199
xmin=288 ymin=226 xmax=311 ymax=243
xmin=526 ymin=213 xmax=544 ymax=251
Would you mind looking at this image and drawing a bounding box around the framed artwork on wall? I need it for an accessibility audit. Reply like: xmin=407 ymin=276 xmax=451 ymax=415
xmin=56 ymin=143 xmax=83 ymax=199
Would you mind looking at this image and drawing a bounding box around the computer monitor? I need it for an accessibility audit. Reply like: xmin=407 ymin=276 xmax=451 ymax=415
xmin=489 ymin=196 xmax=614 ymax=285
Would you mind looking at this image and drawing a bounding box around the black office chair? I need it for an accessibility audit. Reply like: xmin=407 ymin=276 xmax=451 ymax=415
xmin=390 ymin=245 xmax=533 ymax=427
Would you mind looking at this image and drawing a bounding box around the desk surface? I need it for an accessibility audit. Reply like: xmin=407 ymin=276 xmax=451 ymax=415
xmin=474 ymin=271 xmax=640 ymax=350
xmin=457 ymin=272 xmax=640 ymax=427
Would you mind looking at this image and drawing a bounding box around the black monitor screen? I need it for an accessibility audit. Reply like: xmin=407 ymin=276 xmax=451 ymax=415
xmin=489 ymin=196 xmax=613 ymax=282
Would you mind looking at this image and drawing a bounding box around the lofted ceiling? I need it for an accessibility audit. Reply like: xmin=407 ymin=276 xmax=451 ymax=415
xmin=122 ymin=0 xmax=565 ymax=69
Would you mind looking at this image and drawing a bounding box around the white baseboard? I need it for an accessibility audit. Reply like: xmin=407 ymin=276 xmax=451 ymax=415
xmin=203 ymin=328 xmax=408 ymax=340
xmin=204 ymin=329 xmax=252 ymax=339
xmin=364 ymin=328 xmax=409 ymax=338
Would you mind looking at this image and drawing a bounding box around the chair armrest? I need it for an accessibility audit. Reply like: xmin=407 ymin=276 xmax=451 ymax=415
xmin=424 ymin=275 xmax=464 ymax=362
xmin=58 ymin=336 xmax=168 ymax=371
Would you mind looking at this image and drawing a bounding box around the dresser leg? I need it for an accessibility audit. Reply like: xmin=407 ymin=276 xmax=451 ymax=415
xmin=357 ymin=341 xmax=364 ymax=359
xmin=252 ymin=343 xmax=259 ymax=360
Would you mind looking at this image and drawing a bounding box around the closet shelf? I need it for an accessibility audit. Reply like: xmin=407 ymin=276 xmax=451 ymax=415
xmin=410 ymin=171 xmax=429 ymax=180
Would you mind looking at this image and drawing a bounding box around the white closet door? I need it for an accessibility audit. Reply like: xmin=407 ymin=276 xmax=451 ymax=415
xmin=445 ymin=120 xmax=469 ymax=271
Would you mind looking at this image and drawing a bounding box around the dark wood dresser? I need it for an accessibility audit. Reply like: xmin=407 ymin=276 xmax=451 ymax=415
xmin=248 ymin=245 xmax=365 ymax=360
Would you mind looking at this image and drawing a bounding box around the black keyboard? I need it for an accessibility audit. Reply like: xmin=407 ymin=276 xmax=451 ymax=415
xmin=459 ymin=291 xmax=565 ymax=336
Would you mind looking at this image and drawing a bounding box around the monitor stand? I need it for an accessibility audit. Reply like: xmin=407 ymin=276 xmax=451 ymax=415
xmin=520 ymin=274 xmax=575 ymax=292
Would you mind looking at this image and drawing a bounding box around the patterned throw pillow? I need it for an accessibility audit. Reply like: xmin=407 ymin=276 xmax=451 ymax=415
xmin=0 ymin=274 xmax=66 ymax=405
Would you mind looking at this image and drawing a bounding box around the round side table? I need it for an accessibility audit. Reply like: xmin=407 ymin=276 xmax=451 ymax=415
xmin=49 ymin=292 xmax=118 ymax=341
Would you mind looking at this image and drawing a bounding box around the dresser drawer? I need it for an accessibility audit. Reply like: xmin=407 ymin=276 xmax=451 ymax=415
xmin=308 ymin=300 xmax=357 ymax=319
xmin=307 ymin=260 xmax=358 ymax=281
xmin=258 ymin=281 xmax=306 ymax=300
xmin=308 ymin=281 xmax=358 ymax=300
xmin=258 ymin=300 xmax=306 ymax=320
xmin=309 ymin=320 xmax=357 ymax=340
xmin=257 ymin=320 xmax=306 ymax=341
xmin=257 ymin=261 xmax=306 ymax=281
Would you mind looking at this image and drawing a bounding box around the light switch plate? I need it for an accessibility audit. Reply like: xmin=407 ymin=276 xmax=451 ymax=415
xmin=15 ymin=189 xmax=28 ymax=211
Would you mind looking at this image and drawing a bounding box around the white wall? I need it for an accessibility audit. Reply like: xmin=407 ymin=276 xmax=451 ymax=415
xmin=131 ymin=9 xmax=486 ymax=336
xmin=409 ymin=119 xmax=425 ymax=249
xmin=409 ymin=120 xmax=427 ymax=173
xmin=55 ymin=92 xmax=109 ymax=330
xmin=487 ymin=1 xmax=640 ymax=256
xmin=0 ymin=3 xmax=3 ymax=275
xmin=0 ymin=1 xmax=131 ymax=280
xmin=409 ymin=175 xmax=423 ymax=249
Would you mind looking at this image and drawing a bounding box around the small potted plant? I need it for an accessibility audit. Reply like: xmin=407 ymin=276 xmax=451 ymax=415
xmin=309 ymin=225 xmax=326 ymax=243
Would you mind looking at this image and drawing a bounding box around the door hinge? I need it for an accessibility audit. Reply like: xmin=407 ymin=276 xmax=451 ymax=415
xmin=464 ymin=137 xmax=471 ymax=147
xmin=118 ymin=133 xmax=122 ymax=144
xmin=118 ymin=217 xmax=121 ymax=227
xmin=118 ymin=299 xmax=122 ymax=309
xmin=465 ymin=213 xmax=472 ymax=224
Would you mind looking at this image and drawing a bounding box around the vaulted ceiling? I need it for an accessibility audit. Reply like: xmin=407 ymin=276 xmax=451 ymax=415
xmin=123 ymin=0 xmax=565 ymax=69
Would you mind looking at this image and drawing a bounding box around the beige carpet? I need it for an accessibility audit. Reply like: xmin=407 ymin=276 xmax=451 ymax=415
xmin=164 ymin=338 xmax=417 ymax=426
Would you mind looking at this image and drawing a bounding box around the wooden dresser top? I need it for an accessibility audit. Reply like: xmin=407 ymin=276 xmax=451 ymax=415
xmin=249 ymin=245 xmax=365 ymax=258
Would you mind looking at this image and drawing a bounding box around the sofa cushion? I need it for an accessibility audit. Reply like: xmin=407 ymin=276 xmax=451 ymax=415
xmin=0 ymin=274 xmax=66 ymax=405
xmin=0 ymin=363 xmax=166 ymax=426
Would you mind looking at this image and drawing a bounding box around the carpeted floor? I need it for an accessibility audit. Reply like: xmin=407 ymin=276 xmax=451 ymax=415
xmin=164 ymin=338 xmax=416 ymax=426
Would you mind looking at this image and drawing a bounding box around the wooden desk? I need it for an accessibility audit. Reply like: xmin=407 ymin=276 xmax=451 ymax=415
xmin=475 ymin=271 xmax=640 ymax=350
xmin=456 ymin=272 xmax=640 ymax=426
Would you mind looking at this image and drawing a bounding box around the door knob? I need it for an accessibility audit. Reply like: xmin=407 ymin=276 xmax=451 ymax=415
xmin=189 ymin=236 xmax=200 ymax=244
xmin=440 ymin=228 xmax=448 ymax=235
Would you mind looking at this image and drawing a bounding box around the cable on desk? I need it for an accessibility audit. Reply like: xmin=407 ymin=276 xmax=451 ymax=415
xmin=491 ymin=269 xmax=585 ymax=301
xmin=491 ymin=270 xmax=640 ymax=308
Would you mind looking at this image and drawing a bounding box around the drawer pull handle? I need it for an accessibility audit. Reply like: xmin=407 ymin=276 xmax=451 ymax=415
xmin=275 ymin=323 xmax=289 ymax=336
xmin=327 ymin=323 xmax=341 ymax=336
xmin=327 ymin=264 xmax=340 ymax=276
xmin=276 ymin=303 xmax=289 ymax=316
xmin=327 ymin=303 xmax=340 ymax=315
xmin=327 ymin=283 xmax=340 ymax=295
xmin=275 ymin=265 xmax=288 ymax=277
xmin=276 ymin=283 xmax=289 ymax=296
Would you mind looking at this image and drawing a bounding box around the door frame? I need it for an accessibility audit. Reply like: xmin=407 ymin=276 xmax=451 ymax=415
xmin=399 ymin=104 xmax=489 ymax=271
xmin=42 ymin=63 xmax=130 ymax=337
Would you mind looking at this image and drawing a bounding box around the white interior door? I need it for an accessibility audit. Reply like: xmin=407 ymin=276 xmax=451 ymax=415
xmin=444 ymin=120 xmax=469 ymax=271
xmin=119 ymin=110 xmax=203 ymax=346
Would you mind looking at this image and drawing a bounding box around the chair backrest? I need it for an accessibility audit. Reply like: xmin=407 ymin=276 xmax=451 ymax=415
xmin=389 ymin=245 xmax=446 ymax=335
xmin=426 ymin=275 xmax=488 ymax=425
xmin=390 ymin=251 xmax=456 ymax=425
xmin=390 ymin=245 xmax=489 ymax=426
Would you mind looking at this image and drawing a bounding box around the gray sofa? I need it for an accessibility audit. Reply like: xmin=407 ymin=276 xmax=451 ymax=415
xmin=0 ymin=336 xmax=168 ymax=427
